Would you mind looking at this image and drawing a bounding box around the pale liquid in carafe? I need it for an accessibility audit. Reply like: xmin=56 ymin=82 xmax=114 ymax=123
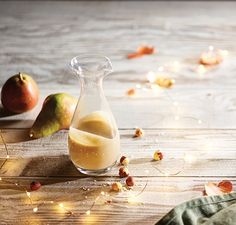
xmin=68 ymin=111 xmax=120 ymax=170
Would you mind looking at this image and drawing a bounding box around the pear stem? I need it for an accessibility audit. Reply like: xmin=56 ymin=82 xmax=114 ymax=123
xmin=19 ymin=73 xmax=25 ymax=83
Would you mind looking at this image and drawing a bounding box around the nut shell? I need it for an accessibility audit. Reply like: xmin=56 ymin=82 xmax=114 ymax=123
xmin=119 ymin=167 xmax=129 ymax=178
xmin=30 ymin=181 xmax=41 ymax=191
xmin=153 ymin=150 xmax=163 ymax=161
xmin=120 ymin=156 xmax=129 ymax=166
xmin=126 ymin=176 xmax=135 ymax=187
xmin=111 ymin=182 xmax=122 ymax=192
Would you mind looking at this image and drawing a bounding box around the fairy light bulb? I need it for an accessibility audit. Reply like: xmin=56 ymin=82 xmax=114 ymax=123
xmin=33 ymin=207 xmax=38 ymax=213
xmin=6 ymin=155 xmax=9 ymax=159
xmin=198 ymin=119 xmax=202 ymax=124
xmin=26 ymin=191 xmax=31 ymax=197
xmin=173 ymin=101 xmax=178 ymax=106
xmin=174 ymin=116 xmax=180 ymax=121
xmin=173 ymin=61 xmax=179 ymax=66
xmin=136 ymin=84 xmax=141 ymax=89
xmin=146 ymin=71 xmax=156 ymax=83
xmin=59 ymin=203 xmax=64 ymax=208
xmin=172 ymin=61 xmax=180 ymax=72
xmin=209 ymin=45 xmax=214 ymax=51
xmin=197 ymin=65 xmax=207 ymax=74
xmin=184 ymin=154 xmax=196 ymax=164
xmin=127 ymin=193 xmax=137 ymax=204
xmin=218 ymin=49 xmax=229 ymax=57
xmin=86 ymin=210 xmax=91 ymax=215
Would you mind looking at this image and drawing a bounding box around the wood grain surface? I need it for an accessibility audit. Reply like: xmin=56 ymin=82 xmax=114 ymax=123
xmin=0 ymin=1 xmax=236 ymax=224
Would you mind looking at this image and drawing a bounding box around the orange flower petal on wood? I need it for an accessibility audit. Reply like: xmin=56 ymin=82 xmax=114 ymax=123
xmin=137 ymin=46 xmax=155 ymax=55
xmin=127 ymin=46 xmax=155 ymax=59
xmin=126 ymin=88 xmax=136 ymax=96
xmin=217 ymin=180 xmax=233 ymax=193
xmin=127 ymin=52 xmax=143 ymax=59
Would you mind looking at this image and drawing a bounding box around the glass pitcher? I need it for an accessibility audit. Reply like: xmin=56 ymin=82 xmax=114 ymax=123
xmin=68 ymin=55 xmax=120 ymax=175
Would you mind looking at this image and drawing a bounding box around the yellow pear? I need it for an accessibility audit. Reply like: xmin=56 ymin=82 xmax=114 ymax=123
xmin=30 ymin=93 xmax=77 ymax=138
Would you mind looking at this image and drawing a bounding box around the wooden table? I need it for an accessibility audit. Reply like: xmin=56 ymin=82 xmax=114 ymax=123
xmin=0 ymin=1 xmax=236 ymax=224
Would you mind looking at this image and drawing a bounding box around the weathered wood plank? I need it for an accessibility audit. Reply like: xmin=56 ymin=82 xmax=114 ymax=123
xmin=0 ymin=129 xmax=236 ymax=177
xmin=0 ymin=177 xmax=235 ymax=224
xmin=1 ymin=87 xmax=236 ymax=129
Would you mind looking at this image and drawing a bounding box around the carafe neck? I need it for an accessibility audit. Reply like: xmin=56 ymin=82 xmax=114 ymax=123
xmin=80 ymin=76 xmax=104 ymax=96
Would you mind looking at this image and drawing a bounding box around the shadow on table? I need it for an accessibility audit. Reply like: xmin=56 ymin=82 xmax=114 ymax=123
xmin=0 ymin=104 xmax=35 ymax=129
xmin=0 ymin=106 xmax=17 ymax=118
xmin=0 ymin=127 xmax=33 ymax=143
xmin=0 ymin=155 xmax=85 ymax=183
xmin=21 ymin=155 xmax=81 ymax=177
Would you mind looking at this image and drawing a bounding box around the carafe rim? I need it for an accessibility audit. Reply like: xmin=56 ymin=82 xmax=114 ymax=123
xmin=70 ymin=54 xmax=113 ymax=77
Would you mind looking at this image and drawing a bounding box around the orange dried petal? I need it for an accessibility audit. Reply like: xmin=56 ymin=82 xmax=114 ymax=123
xmin=137 ymin=46 xmax=155 ymax=55
xmin=127 ymin=45 xmax=155 ymax=59
xmin=126 ymin=88 xmax=136 ymax=96
xmin=217 ymin=180 xmax=233 ymax=193
xmin=127 ymin=52 xmax=143 ymax=59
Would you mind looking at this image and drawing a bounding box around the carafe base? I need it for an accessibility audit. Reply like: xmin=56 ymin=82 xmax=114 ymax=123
xmin=75 ymin=161 xmax=117 ymax=176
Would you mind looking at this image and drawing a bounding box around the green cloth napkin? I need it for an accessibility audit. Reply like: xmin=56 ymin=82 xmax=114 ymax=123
xmin=156 ymin=192 xmax=236 ymax=225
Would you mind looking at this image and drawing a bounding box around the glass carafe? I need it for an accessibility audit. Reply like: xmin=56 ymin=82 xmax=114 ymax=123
xmin=68 ymin=55 xmax=120 ymax=175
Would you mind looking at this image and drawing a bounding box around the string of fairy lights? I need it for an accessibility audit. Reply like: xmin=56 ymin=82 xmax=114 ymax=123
xmin=0 ymin=128 xmax=150 ymax=216
xmin=0 ymin=46 xmax=229 ymax=217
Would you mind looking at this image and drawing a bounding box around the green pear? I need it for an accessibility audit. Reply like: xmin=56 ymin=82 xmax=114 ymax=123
xmin=29 ymin=93 xmax=77 ymax=138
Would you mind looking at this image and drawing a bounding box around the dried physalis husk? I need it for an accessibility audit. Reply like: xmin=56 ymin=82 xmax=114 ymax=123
xmin=153 ymin=150 xmax=163 ymax=161
xmin=199 ymin=51 xmax=223 ymax=66
xmin=133 ymin=128 xmax=144 ymax=138
xmin=127 ymin=45 xmax=155 ymax=59
xmin=137 ymin=46 xmax=155 ymax=55
xmin=126 ymin=88 xmax=136 ymax=96
xmin=156 ymin=77 xmax=175 ymax=88
xmin=111 ymin=182 xmax=122 ymax=192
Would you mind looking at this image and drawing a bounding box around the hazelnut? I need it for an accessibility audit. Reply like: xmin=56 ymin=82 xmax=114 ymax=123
xmin=153 ymin=150 xmax=163 ymax=161
xmin=120 ymin=156 xmax=129 ymax=166
xmin=30 ymin=181 xmax=41 ymax=191
xmin=119 ymin=167 xmax=129 ymax=178
xmin=111 ymin=182 xmax=122 ymax=192
xmin=126 ymin=88 xmax=136 ymax=96
xmin=133 ymin=128 xmax=144 ymax=138
xmin=126 ymin=176 xmax=135 ymax=187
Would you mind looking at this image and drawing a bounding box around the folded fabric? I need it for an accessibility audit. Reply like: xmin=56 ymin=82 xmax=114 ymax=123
xmin=156 ymin=192 xmax=236 ymax=225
